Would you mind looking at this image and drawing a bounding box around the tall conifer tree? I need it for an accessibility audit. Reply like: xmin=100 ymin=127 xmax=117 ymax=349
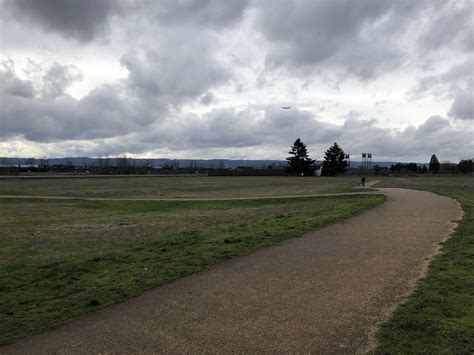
xmin=429 ymin=154 xmax=440 ymax=173
xmin=286 ymin=138 xmax=315 ymax=176
xmin=321 ymin=142 xmax=348 ymax=176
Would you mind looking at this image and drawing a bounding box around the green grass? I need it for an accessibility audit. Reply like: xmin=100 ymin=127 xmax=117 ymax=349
xmin=374 ymin=176 xmax=474 ymax=353
xmin=0 ymin=176 xmax=362 ymax=198
xmin=0 ymin=192 xmax=384 ymax=345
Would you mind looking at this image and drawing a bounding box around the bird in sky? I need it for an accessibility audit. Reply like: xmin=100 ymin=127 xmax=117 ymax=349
xmin=281 ymin=106 xmax=291 ymax=109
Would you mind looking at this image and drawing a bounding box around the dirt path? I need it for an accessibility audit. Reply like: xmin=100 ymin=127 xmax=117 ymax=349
xmin=361 ymin=180 xmax=380 ymax=188
xmin=0 ymin=191 xmax=378 ymax=202
xmin=1 ymin=188 xmax=462 ymax=354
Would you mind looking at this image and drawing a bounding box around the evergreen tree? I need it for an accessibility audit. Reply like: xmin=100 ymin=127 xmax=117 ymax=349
xmin=429 ymin=154 xmax=440 ymax=173
xmin=407 ymin=163 xmax=418 ymax=172
xmin=321 ymin=142 xmax=348 ymax=176
xmin=458 ymin=159 xmax=473 ymax=174
xmin=286 ymin=138 xmax=315 ymax=176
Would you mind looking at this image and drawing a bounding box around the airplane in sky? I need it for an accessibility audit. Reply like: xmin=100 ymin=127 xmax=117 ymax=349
xmin=281 ymin=106 xmax=291 ymax=109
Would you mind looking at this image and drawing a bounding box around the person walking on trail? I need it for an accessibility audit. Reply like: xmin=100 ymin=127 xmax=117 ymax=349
xmin=361 ymin=177 xmax=366 ymax=187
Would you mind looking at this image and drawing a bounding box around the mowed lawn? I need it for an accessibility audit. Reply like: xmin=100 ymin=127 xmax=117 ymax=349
xmin=374 ymin=176 xmax=474 ymax=353
xmin=0 ymin=176 xmax=362 ymax=198
xmin=0 ymin=176 xmax=383 ymax=345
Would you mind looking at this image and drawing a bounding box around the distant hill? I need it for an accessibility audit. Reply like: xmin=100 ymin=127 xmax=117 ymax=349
xmin=0 ymin=157 xmax=287 ymax=169
xmin=0 ymin=157 xmax=428 ymax=169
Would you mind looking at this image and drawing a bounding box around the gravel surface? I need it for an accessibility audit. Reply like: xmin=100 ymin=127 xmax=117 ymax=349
xmin=1 ymin=187 xmax=462 ymax=354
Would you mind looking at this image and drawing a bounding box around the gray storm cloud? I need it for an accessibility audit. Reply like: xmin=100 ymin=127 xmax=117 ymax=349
xmin=11 ymin=109 xmax=470 ymax=162
xmin=0 ymin=0 xmax=472 ymax=161
xmin=0 ymin=60 xmax=35 ymax=98
xmin=449 ymin=91 xmax=473 ymax=120
xmin=417 ymin=0 xmax=473 ymax=53
xmin=148 ymin=0 xmax=249 ymax=28
xmin=121 ymin=43 xmax=229 ymax=103
xmin=3 ymin=0 xmax=121 ymax=42
xmin=256 ymin=0 xmax=429 ymax=79
xmin=42 ymin=63 xmax=83 ymax=98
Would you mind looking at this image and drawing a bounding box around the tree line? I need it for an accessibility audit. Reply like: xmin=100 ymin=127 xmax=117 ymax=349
xmin=286 ymin=138 xmax=473 ymax=176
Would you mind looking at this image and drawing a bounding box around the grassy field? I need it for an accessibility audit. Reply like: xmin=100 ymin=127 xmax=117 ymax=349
xmin=0 ymin=176 xmax=383 ymax=345
xmin=0 ymin=176 xmax=363 ymax=198
xmin=374 ymin=176 xmax=474 ymax=353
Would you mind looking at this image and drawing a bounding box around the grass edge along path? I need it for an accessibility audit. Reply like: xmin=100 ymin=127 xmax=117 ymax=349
xmin=373 ymin=179 xmax=474 ymax=354
xmin=1 ymin=194 xmax=384 ymax=346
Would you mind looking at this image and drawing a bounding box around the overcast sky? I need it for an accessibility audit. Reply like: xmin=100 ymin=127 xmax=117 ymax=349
xmin=0 ymin=0 xmax=472 ymax=162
